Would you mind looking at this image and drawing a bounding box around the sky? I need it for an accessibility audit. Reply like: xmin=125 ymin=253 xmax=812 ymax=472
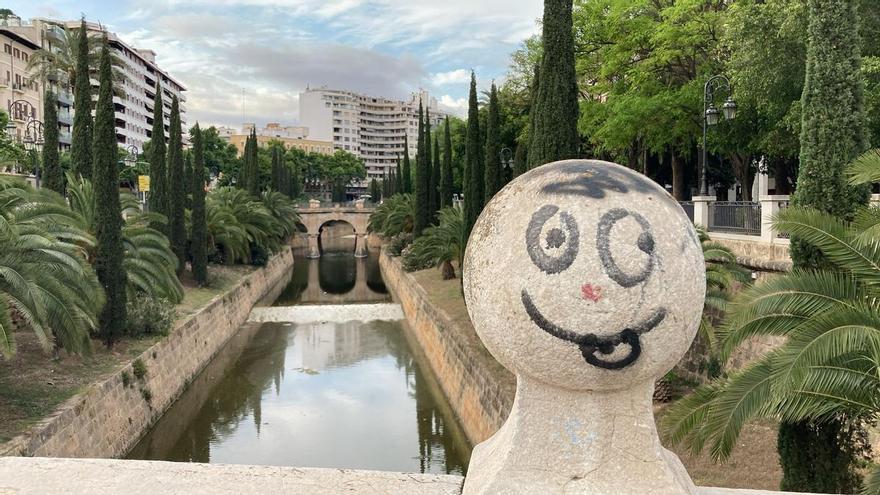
xmin=6 ymin=0 xmax=542 ymax=128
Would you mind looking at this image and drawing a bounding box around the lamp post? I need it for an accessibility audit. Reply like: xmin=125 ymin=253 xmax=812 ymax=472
xmin=22 ymin=119 xmax=44 ymax=188
xmin=123 ymin=144 xmax=139 ymax=166
xmin=500 ymin=147 xmax=513 ymax=170
xmin=700 ymin=75 xmax=738 ymax=196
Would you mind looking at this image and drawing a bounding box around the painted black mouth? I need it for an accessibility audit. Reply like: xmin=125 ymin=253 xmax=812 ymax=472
xmin=521 ymin=289 xmax=667 ymax=370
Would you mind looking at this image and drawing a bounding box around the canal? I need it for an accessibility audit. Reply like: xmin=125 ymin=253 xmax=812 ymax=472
xmin=127 ymin=228 xmax=472 ymax=475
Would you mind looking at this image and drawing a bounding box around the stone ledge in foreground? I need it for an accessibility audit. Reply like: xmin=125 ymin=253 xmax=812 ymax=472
xmin=0 ymin=457 xmax=820 ymax=495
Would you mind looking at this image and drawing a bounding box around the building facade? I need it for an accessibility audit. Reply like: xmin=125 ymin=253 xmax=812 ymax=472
xmin=299 ymin=88 xmax=449 ymax=182
xmin=222 ymin=123 xmax=334 ymax=157
xmin=0 ymin=16 xmax=186 ymax=154
xmin=71 ymin=21 xmax=186 ymax=152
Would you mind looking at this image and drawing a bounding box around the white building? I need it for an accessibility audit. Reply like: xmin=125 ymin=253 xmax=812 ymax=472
xmin=299 ymin=87 xmax=449 ymax=182
xmin=69 ymin=21 xmax=186 ymax=152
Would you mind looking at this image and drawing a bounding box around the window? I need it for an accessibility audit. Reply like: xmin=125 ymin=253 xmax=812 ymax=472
xmin=13 ymin=48 xmax=19 ymax=58
xmin=3 ymin=44 xmax=10 ymax=54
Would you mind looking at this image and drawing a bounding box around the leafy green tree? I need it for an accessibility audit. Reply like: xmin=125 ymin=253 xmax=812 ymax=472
xmin=402 ymin=134 xmax=413 ymax=193
xmin=167 ymin=96 xmax=186 ymax=275
xmin=91 ymin=37 xmax=127 ymax=346
xmin=413 ymin=102 xmax=430 ymax=238
xmin=484 ymin=82 xmax=502 ymax=202
xmin=0 ymin=177 xmax=103 ymax=357
xmin=441 ymin=116 xmax=454 ymax=208
xmin=465 ymin=72 xmax=483 ymax=236
xmin=70 ymin=19 xmax=93 ymax=180
xmin=320 ymin=150 xmax=366 ymax=202
xmin=528 ymin=0 xmax=579 ymax=168
xmin=41 ymin=90 xmax=63 ymax=194
xmin=191 ymin=124 xmax=208 ymax=285
xmin=149 ymin=82 xmax=167 ymax=224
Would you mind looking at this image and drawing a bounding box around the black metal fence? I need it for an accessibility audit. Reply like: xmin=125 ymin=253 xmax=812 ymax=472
xmin=679 ymin=201 xmax=694 ymax=222
xmin=709 ymin=201 xmax=761 ymax=236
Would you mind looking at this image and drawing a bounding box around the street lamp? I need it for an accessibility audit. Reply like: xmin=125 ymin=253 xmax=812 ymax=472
xmin=700 ymin=75 xmax=737 ymax=196
xmin=500 ymin=147 xmax=513 ymax=170
xmin=22 ymin=119 xmax=44 ymax=188
xmin=124 ymin=144 xmax=139 ymax=166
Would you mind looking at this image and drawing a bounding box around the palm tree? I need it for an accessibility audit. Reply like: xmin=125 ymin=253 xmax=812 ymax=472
xmin=66 ymin=173 xmax=183 ymax=303
xmin=0 ymin=176 xmax=103 ymax=357
xmin=698 ymin=226 xmax=752 ymax=351
xmin=368 ymin=193 xmax=414 ymax=237
xmin=403 ymin=205 xmax=464 ymax=279
xmin=206 ymin=187 xmax=289 ymax=264
xmin=662 ymin=206 xmax=880 ymax=494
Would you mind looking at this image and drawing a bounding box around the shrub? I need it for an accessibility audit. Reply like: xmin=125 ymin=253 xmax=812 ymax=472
xmin=387 ymin=233 xmax=412 ymax=257
xmin=132 ymin=358 xmax=147 ymax=380
xmin=127 ymin=294 xmax=176 ymax=337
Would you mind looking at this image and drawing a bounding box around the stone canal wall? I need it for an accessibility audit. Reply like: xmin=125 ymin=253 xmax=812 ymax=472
xmin=0 ymin=248 xmax=295 ymax=458
xmin=380 ymin=250 xmax=514 ymax=445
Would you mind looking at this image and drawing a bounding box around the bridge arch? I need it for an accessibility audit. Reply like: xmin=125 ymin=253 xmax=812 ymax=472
xmin=295 ymin=204 xmax=374 ymax=259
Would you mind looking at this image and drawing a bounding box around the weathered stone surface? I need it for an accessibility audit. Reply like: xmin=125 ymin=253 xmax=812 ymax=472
xmin=0 ymin=457 xmax=464 ymax=494
xmin=249 ymin=303 xmax=404 ymax=323
xmin=462 ymin=160 xmax=706 ymax=494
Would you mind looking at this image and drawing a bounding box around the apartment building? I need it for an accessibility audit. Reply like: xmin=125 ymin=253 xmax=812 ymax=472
xmin=299 ymin=88 xmax=449 ymax=182
xmin=222 ymin=122 xmax=334 ymax=157
xmin=0 ymin=24 xmax=44 ymax=144
xmin=70 ymin=21 xmax=187 ymax=152
xmin=0 ymin=16 xmax=186 ymax=154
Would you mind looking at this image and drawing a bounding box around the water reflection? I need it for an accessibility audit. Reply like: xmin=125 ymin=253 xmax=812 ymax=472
xmin=127 ymin=320 xmax=470 ymax=475
xmin=275 ymin=235 xmax=389 ymax=306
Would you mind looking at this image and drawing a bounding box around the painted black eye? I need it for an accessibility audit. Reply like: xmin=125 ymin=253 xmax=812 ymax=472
xmin=526 ymin=205 xmax=580 ymax=274
xmin=596 ymin=208 xmax=656 ymax=288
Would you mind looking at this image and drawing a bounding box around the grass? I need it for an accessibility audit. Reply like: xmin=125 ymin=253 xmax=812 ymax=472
xmin=406 ymin=260 xmax=784 ymax=491
xmin=0 ymin=263 xmax=254 ymax=444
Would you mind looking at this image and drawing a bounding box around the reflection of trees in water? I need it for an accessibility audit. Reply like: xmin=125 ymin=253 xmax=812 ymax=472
xmin=127 ymin=324 xmax=290 ymax=462
xmin=274 ymin=256 xmax=310 ymax=304
xmin=375 ymin=321 xmax=470 ymax=476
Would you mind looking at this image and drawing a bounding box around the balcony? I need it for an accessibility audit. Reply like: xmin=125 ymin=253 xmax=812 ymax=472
xmin=58 ymin=111 xmax=72 ymax=126
xmin=58 ymin=130 xmax=71 ymax=145
xmin=57 ymin=91 xmax=73 ymax=106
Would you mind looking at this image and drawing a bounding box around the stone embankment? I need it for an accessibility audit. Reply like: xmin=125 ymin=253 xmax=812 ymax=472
xmin=380 ymin=250 xmax=513 ymax=444
xmin=0 ymin=248 xmax=295 ymax=458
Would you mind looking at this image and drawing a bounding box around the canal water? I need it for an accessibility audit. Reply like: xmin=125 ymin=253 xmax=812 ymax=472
xmin=126 ymin=228 xmax=471 ymax=475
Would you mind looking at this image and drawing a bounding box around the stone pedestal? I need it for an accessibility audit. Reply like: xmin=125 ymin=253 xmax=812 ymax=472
xmin=692 ymin=195 xmax=714 ymax=229
xmin=462 ymin=160 xmax=706 ymax=494
xmin=759 ymin=195 xmax=789 ymax=243
xmin=309 ymin=198 xmax=320 ymax=209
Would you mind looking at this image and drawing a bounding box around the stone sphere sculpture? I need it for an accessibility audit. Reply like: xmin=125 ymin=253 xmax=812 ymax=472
xmin=462 ymin=160 xmax=705 ymax=494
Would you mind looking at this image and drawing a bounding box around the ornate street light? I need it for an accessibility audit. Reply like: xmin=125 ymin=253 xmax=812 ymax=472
xmin=700 ymin=75 xmax=737 ymax=196
xmin=500 ymin=147 xmax=513 ymax=169
xmin=124 ymin=144 xmax=139 ymax=166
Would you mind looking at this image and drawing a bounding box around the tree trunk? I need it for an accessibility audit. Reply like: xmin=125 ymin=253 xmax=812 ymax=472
xmin=671 ymin=153 xmax=685 ymax=200
xmin=441 ymin=260 xmax=456 ymax=280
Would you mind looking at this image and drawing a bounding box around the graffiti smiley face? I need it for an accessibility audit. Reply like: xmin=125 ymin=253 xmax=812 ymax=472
xmin=463 ymin=160 xmax=706 ymax=391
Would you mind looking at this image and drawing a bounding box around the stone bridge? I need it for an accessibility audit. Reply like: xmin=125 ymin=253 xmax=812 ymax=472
xmin=296 ymin=199 xmax=374 ymax=259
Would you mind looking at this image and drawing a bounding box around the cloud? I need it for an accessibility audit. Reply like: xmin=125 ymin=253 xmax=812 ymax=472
xmin=431 ymin=69 xmax=470 ymax=86
xmin=438 ymin=95 xmax=467 ymax=117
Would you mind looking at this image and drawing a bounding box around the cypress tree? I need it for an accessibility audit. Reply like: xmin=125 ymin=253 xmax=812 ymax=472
xmin=270 ymin=145 xmax=281 ymax=191
xmin=464 ymin=72 xmax=483 ymax=236
xmin=238 ymin=134 xmax=250 ymax=189
xmin=441 ymin=116 xmax=453 ymax=208
xmin=291 ymin=156 xmax=301 ymax=198
xmin=413 ymin=101 xmax=430 ymax=238
xmin=92 ymin=36 xmax=127 ymax=346
xmin=389 ymin=170 xmax=397 ymax=196
xmin=484 ymin=82 xmax=502 ymax=203
xmin=513 ymin=142 xmax=528 ymax=178
xmin=191 ymin=124 xmax=208 ymax=286
xmin=779 ymin=2 xmax=870 ymax=491
xmin=395 ymin=156 xmax=402 ymax=195
xmin=183 ymin=150 xmax=193 ymax=208
xmin=369 ymin=178 xmax=379 ymax=202
xmin=402 ymin=135 xmax=413 ymax=194
xmin=526 ymin=63 xmax=541 ymax=169
xmin=70 ymin=18 xmax=93 ymax=179
xmin=432 ymin=133 xmax=441 ymax=214
xmin=529 ymin=0 xmax=579 ymax=168
xmin=246 ymin=130 xmax=260 ymax=196
xmin=424 ymin=107 xmax=435 ymax=219
xmin=167 ymin=95 xmax=186 ymax=275
xmin=149 ymin=81 xmax=168 ymax=223
xmin=41 ymin=89 xmax=63 ymax=194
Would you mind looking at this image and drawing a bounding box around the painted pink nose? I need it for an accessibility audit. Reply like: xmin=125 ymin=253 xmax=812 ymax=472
xmin=581 ymin=283 xmax=602 ymax=303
